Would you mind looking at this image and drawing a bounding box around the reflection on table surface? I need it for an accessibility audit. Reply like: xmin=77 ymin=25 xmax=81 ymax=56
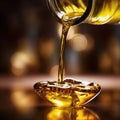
xmin=33 ymin=107 xmax=99 ymax=120
xmin=0 ymin=75 xmax=120 ymax=120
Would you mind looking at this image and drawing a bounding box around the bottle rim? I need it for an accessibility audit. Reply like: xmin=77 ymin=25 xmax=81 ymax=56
xmin=47 ymin=0 xmax=93 ymax=25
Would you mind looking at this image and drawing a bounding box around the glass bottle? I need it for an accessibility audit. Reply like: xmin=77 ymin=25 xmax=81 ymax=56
xmin=47 ymin=0 xmax=120 ymax=25
xmin=85 ymin=0 xmax=120 ymax=24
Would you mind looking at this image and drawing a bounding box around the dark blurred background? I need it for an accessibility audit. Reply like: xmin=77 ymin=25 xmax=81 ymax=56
xmin=0 ymin=1 xmax=120 ymax=120
xmin=0 ymin=0 xmax=120 ymax=76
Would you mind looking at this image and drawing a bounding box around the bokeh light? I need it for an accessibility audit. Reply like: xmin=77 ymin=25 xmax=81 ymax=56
xmin=11 ymin=51 xmax=38 ymax=76
xmin=39 ymin=38 xmax=55 ymax=58
xmin=69 ymin=33 xmax=88 ymax=51
xmin=11 ymin=89 xmax=36 ymax=114
xmin=98 ymin=52 xmax=113 ymax=73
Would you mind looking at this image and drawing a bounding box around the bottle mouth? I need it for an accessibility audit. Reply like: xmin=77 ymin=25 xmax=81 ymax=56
xmin=47 ymin=0 xmax=93 ymax=25
xmin=73 ymin=0 xmax=93 ymax=25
